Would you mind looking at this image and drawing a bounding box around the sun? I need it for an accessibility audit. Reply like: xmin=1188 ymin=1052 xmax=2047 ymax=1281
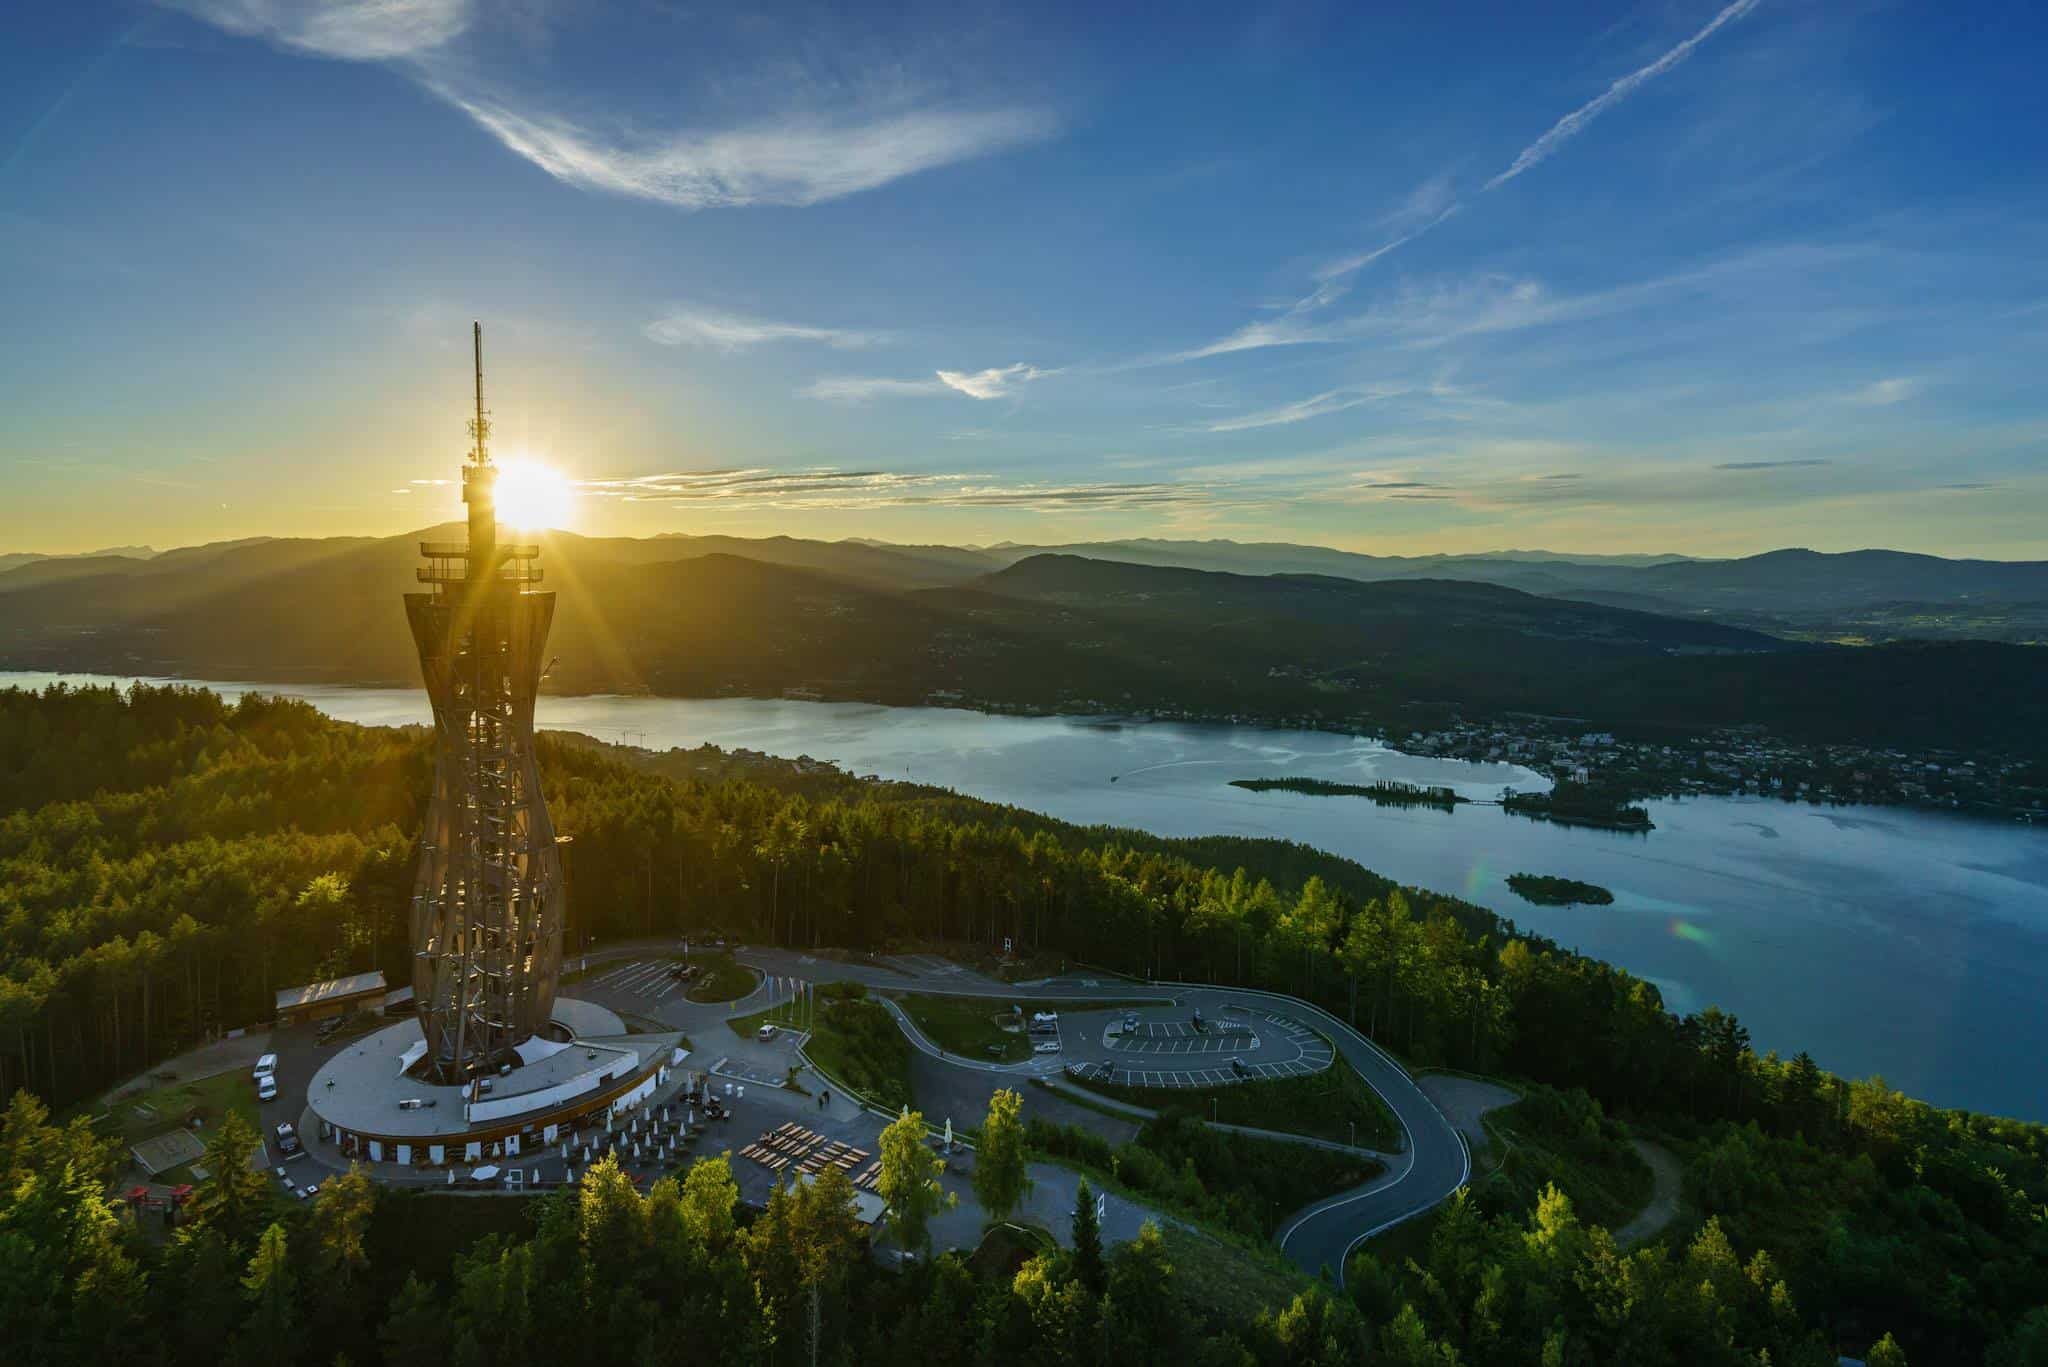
xmin=492 ymin=459 xmax=574 ymax=531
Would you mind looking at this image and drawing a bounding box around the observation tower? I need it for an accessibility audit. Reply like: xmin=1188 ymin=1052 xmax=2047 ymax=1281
xmin=304 ymin=329 xmax=685 ymax=1178
xmin=404 ymin=324 xmax=565 ymax=1081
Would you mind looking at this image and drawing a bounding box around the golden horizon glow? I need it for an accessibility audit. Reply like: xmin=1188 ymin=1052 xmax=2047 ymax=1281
xmin=492 ymin=459 xmax=575 ymax=531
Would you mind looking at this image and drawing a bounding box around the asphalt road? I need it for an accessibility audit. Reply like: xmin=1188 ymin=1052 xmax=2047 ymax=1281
xmin=737 ymin=947 xmax=1469 ymax=1284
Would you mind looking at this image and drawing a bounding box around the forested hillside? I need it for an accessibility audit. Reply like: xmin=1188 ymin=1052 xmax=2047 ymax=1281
xmin=0 ymin=683 xmax=2042 ymax=1364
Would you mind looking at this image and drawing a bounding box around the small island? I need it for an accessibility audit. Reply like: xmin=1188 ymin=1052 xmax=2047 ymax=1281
xmin=1231 ymin=776 xmax=1465 ymax=811
xmin=1500 ymin=780 xmax=1654 ymax=832
xmin=1506 ymin=873 xmax=1615 ymax=907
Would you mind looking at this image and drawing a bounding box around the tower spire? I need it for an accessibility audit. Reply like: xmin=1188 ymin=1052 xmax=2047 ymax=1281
xmin=470 ymin=321 xmax=491 ymax=467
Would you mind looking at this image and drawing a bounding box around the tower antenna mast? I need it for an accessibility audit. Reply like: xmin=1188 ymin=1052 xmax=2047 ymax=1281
xmin=470 ymin=321 xmax=491 ymax=467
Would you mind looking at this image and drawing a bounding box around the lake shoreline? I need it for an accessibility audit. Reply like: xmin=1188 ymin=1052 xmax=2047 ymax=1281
xmin=7 ymin=663 xmax=2035 ymax=824
xmin=4 ymin=669 xmax=2044 ymax=1120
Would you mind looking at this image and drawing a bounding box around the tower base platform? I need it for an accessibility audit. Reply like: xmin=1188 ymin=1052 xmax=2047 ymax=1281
xmin=307 ymin=997 xmax=689 ymax=1166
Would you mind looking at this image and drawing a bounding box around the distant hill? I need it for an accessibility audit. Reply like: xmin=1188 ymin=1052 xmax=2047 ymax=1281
xmin=0 ymin=556 xmax=156 ymax=593
xmin=969 ymin=554 xmax=1779 ymax=654
xmin=949 ymin=539 xmax=2048 ymax=641
xmin=1629 ymin=547 xmax=2048 ymax=611
xmin=974 ymin=537 xmax=1693 ymax=577
xmin=0 ymin=532 xmax=2038 ymax=754
xmin=0 ymin=545 xmax=155 ymax=575
xmin=647 ymin=532 xmax=1000 ymax=587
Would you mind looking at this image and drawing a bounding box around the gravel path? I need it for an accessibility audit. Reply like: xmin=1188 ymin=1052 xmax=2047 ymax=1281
xmin=1415 ymin=1073 xmax=1519 ymax=1154
xmin=1616 ymin=1139 xmax=1683 ymax=1248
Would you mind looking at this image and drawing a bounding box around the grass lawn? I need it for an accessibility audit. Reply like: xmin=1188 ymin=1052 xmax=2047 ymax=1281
xmin=684 ymin=952 xmax=758 ymax=1003
xmin=85 ymin=1067 xmax=304 ymax=1205
xmin=899 ymin=994 xmax=1032 ymax=1062
xmin=94 ymin=1068 xmax=259 ymax=1155
xmin=1068 ymin=1038 xmax=1399 ymax=1150
xmin=732 ymin=985 xmax=912 ymax=1111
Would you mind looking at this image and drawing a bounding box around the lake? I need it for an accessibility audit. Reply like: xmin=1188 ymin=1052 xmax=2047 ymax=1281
xmin=11 ymin=670 xmax=2046 ymax=1121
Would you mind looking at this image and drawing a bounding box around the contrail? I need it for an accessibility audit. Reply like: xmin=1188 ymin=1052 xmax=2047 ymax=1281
xmin=1486 ymin=0 xmax=1765 ymax=191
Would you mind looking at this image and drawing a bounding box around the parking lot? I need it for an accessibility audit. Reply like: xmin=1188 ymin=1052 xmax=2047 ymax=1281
xmin=1111 ymin=1020 xmax=1258 ymax=1054
xmin=584 ymin=958 xmax=695 ymax=1002
xmin=1062 ymin=1007 xmax=1335 ymax=1089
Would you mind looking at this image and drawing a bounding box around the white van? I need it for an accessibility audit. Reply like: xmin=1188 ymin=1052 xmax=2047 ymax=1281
xmin=253 ymin=1053 xmax=278 ymax=1080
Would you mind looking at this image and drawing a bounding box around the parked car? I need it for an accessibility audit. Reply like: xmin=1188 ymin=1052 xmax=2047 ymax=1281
xmin=256 ymin=1074 xmax=278 ymax=1102
xmin=1123 ymin=1011 xmax=1139 ymax=1031
xmin=396 ymin=1097 xmax=437 ymax=1111
xmin=1033 ymin=1040 xmax=1061 ymax=1054
xmin=1231 ymin=1058 xmax=1249 ymax=1077
xmin=274 ymin=1122 xmax=303 ymax=1158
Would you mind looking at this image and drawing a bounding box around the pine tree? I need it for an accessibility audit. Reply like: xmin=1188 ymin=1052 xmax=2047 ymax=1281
xmin=233 ymin=1223 xmax=297 ymax=1367
xmin=1071 ymin=1178 xmax=1105 ymax=1295
xmin=190 ymin=1110 xmax=272 ymax=1253
xmin=380 ymin=1273 xmax=450 ymax=1367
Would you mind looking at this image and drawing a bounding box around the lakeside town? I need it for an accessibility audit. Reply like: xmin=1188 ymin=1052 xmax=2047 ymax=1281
xmin=1398 ymin=719 xmax=2048 ymax=820
xmin=913 ymin=689 xmax=2047 ymax=821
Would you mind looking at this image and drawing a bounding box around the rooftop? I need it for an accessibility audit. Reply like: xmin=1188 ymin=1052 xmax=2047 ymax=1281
xmin=304 ymin=997 xmax=682 ymax=1139
xmin=276 ymin=970 xmax=388 ymax=1013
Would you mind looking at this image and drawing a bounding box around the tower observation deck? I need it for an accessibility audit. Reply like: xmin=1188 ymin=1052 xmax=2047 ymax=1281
xmin=404 ymin=324 xmax=565 ymax=1082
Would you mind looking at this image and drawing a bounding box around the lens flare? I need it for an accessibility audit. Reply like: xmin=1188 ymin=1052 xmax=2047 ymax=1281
xmin=1668 ymin=917 xmax=1715 ymax=948
xmin=493 ymin=459 xmax=574 ymax=530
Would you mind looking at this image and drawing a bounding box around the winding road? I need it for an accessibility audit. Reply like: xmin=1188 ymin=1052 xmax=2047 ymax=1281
xmin=736 ymin=948 xmax=1469 ymax=1284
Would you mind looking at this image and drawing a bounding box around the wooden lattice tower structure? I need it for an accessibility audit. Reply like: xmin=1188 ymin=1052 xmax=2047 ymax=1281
xmin=404 ymin=324 xmax=565 ymax=1081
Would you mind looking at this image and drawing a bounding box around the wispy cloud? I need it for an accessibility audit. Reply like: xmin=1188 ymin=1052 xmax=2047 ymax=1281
xmin=444 ymin=94 xmax=1057 ymax=211
xmin=644 ymin=306 xmax=885 ymax=353
xmin=1203 ymin=383 xmax=1413 ymax=432
xmin=578 ymin=467 xmax=1211 ymax=511
xmin=936 ymin=363 xmax=1046 ymax=400
xmin=161 ymin=2 xmax=1057 ymax=212
xmin=1177 ymin=178 xmax=1461 ymax=362
xmin=1848 ymin=376 xmax=1922 ymax=406
xmin=156 ymin=0 xmax=471 ymax=60
xmin=1169 ymin=5 xmax=1768 ymax=369
xmin=801 ymin=376 xmax=950 ymax=402
xmin=1485 ymin=0 xmax=1766 ymax=191
xmin=1715 ymin=458 xmax=1832 ymax=470
xmin=806 ymin=362 xmax=1051 ymax=403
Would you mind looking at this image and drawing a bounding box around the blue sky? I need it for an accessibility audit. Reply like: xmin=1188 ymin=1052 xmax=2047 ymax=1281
xmin=4 ymin=0 xmax=2046 ymax=557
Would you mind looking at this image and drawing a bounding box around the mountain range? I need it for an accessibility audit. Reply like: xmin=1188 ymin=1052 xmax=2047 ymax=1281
xmin=0 ymin=528 xmax=2040 ymax=755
